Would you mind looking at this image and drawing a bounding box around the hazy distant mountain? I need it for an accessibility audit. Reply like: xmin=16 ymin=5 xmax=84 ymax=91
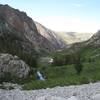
xmin=68 ymin=30 xmax=100 ymax=54
xmin=57 ymin=32 xmax=93 ymax=44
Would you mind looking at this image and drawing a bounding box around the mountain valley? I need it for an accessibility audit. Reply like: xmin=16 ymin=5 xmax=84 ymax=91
xmin=0 ymin=4 xmax=100 ymax=93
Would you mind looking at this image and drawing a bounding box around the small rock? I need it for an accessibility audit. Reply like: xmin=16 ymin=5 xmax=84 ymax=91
xmin=36 ymin=95 xmax=66 ymax=100
xmin=50 ymin=96 xmax=66 ymax=100
xmin=91 ymin=94 xmax=100 ymax=100
xmin=36 ymin=96 xmax=46 ymax=100
xmin=67 ymin=96 xmax=78 ymax=100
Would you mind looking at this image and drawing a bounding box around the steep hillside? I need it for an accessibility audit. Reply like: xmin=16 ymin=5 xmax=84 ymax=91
xmin=85 ymin=30 xmax=100 ymax=47
xmin=0 ymin=4 xmax=66 ymax=57
xmin=35 ymin=22 xmax=66 ymax=49
xmin=76 ymin=30 xmax=100 ymax=48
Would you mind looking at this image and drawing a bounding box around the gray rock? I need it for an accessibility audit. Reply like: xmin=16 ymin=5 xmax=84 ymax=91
xmin=67 ymin=96 xmax=78 ymax=100
xmin=0 ymin=80 xmax=100 ymax=100
xmin=0 ymin=53 xmax=30 ymax=78
xmin=91 ymin=94 xmax=100 ymax=100
xmin=36 ymin=95 xmax=66 ymax=100
xmin=50 ymin=96 xmax=67 ymax=100
xmin=0 ymin=82 xmax=22 ymax=90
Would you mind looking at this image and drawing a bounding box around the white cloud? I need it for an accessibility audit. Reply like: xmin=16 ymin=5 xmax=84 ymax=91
xmin=33 ymin=16 xmax=100 ymax=33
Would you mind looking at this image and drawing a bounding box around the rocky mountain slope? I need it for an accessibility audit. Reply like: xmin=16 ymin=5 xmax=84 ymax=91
xmin=35 ymin=22 xmax=66 ymax=49
xmin=76 ymin=30 xmax=100 ymax=48
xmin=85 ymin=30 xmax=100 ymax=46
xmin=0 ymin=4 xmax=65 ymax=57
xmin=0 ymin=4 xmax=94 ymax=57
xmin=67 ymin=30 xmax=100 ymax=52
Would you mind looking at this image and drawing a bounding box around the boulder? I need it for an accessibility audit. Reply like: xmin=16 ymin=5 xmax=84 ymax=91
xmin=0 ymin=53 xmax=30 ymax=78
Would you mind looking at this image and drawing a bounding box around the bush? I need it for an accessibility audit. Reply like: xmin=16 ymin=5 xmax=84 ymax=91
xmin=53 ymin=56 xmax=65 ymax=66
xmin=74 ymin=62 xmax=83 ymax=75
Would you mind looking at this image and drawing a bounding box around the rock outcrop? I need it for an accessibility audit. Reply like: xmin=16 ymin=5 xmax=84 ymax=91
xmin=0 ymin=53 xmax=30 ymax=78
xmin=86 ymin=30 xmax=100 ymax=46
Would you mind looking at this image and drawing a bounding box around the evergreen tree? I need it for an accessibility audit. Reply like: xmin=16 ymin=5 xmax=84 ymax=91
xmin=73 ymin=51 xmax=83 ymax=75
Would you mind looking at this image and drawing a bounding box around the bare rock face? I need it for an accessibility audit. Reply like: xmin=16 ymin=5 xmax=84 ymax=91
xmin=35 ymin=22 xmax=66 ymax=49
xmin=0 ymin=53 xmax=30 ymax=78
xmin=0 ymin=4 xmax=66 ymax=56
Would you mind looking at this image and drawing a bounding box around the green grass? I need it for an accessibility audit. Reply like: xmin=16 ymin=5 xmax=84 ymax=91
xmin=22 ymin=46 xmax=100 ymax=90
xmin=0 ymin=38 xmax=100 ymax=90
xmin=23 ymin=61 xmax=100 ymax=90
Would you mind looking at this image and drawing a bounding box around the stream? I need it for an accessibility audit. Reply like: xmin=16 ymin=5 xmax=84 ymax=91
xmin=36 ymin=71 xmax=45 ymax=81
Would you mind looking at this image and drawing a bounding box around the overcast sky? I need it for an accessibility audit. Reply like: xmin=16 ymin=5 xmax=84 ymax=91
xmin=0 ymin=0 xmax=100 ymax=33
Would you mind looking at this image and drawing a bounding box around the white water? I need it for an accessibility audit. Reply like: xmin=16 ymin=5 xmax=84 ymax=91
xmin=37 ymin=71 xmax=45 ymax=81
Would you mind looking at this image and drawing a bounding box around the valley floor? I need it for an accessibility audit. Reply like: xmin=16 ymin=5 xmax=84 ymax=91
xmin=0 ymin=82 xmax=100 ymax=100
